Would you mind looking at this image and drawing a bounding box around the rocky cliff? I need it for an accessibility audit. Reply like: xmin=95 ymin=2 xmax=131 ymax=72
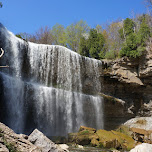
xmin=102 ymin=41 xmax=152 ymax=129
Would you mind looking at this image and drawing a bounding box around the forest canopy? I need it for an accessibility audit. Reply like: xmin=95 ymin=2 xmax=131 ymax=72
xmin=15 ymin=0 xmax=152 ymax=60
xmin=16 ymin=13 xmax=152 ymax=60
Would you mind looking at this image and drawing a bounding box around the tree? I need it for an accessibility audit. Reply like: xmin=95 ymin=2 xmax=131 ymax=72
xmin=51 ymin=23 xmax=67 ymax=46
xmin=32 ymin=26 xmax=54 ymax=44
xmin=16 ymin=33 xmax=31 ymax=41
xmin=96 ymin=24 xmax=102 ymax=33
xmin=78 ymin=36 xmax=89 ymax=57
xmin=66 ymin=20 xmax=90 ymax=52
xmin=105 ymin=21 xmax=123 ymax=59
xmin=119 ymin=16 xmax=150 ymax=58
xmin=145 ymin=0 xmax=152 ymax=10
xmin=137 ymin=16 xmax=151 ymax=46
xmin=88 ymin=29 xmax=105 ymax=59
xmin=123 ymin=18 xmax=135 ymax=36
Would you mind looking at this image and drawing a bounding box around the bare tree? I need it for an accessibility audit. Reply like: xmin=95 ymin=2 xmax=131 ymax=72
xmin=145 ymin=0 xmax=152 ymax=14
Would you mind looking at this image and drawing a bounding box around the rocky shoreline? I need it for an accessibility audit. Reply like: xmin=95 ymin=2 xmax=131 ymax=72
xmin=0 ymin=117 xmax=152 ymax=152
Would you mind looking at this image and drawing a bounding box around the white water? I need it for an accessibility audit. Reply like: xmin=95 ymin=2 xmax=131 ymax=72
xmin=0 ymin=24 xmax=104 ymax=136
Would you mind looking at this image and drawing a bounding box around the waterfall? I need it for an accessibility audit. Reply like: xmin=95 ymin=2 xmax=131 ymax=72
xmin=0 ymin=23 xmax=104 ymax=136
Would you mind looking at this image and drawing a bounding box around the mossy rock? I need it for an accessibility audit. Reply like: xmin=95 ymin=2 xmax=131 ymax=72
xmin=76 ymin=131 xmax=99 ymax=145
xmin=97 ymin=129 xmax=135 ymax=150
xmin=68 ymin=133 xmax=78 ymax=142
xmin=91 ymin=138 xmax=99 ymax=147
xmin=116 ymin=125 xmax=132 ymax=136
xmin=79 ymin=126 xmax=96 ymax=133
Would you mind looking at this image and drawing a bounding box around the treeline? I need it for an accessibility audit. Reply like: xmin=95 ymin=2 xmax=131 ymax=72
xmin=16 ymin=14 xmax=152 ymax=60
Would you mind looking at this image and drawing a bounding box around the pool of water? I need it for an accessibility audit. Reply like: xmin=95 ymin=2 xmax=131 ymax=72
xmin=69 ymin=146 xmax=129 ymax=152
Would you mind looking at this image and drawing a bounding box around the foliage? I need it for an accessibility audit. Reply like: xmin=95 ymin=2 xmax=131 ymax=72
xmin=88 ymin=29 xmax=105 ymax=59
xmin=119 ymin=16 xmax=151 ymax=58
xmin=17 ymin=15 xmax=151 ymax=60
xmin=104 ymin=50 xmax=115 ymax=59
xmin=66 ymin=20 xmax=90 ymax=52
xmin=123 ymin=18 xmax=135 ymax=36
xmin=78 ymin=36 xmax=89 ymax=57
xmin=137 ymin=17 xmax=151 ymax=46
xmin=51 ymin=23 xmax=67 ymax=46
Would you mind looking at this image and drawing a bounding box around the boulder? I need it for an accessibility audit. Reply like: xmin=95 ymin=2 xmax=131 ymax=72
xmin=124 ymin=117 xmax=152 ymax=130
xmin=130 ymin=143 xmax=152 ymax=152
xmin=68 ymin=126 xmax=135 ymax=150
xmin=0 ymin=122 xmax=41 ymax=152
xmin=96 ymin=129 xmax=135 ymax=150
xmin=28 ymin=129 xmax=66 ymax=152
xmin=124 ymin=117 xmax=152 ymax=143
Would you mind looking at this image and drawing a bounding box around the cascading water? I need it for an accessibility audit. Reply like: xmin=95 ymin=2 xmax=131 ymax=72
xmin=0 ymin=23 xmax=104 ymax=136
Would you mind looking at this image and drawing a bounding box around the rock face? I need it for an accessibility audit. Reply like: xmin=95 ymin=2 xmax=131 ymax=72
xmin=0 ymin=122 xmax=67 ymax=152
xmin=130 ymin=143 xmax=152 ymax=152
xmin=102 ymin=44 xmax=152 ymax=129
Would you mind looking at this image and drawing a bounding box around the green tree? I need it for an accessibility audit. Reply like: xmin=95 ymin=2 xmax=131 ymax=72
xmin=137 ymin=17 xmax=150 ymax=46
xmin=123 ymin=18 xmax=135 ymax=36
xmin=51 ymin=23 xmax=67 ymax=46
xmin=66 ymin=20 xmax=90 ymax=52
xmin=120 ymin=33 xmax=141 ymax=58
xmin=88 ymin=29 xmax=105 ymax=59
xmin=96 ymin=24 xmax=102 ymax=33
xmin=78 ymin=36 xmax=89 ymax=57
xmin=119 ymin=16 xmax=150 ymax=58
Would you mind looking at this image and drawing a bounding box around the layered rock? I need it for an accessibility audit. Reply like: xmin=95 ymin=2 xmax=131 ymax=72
xmin=0 ymin=122 xmax=41 ymax=152
xmin=102 ymin=45 xmax=152 ymax=129
xmin=0 ymin=122 xmax=67 ymax=152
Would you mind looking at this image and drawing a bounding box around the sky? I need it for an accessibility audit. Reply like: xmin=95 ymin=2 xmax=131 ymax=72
xmin=0 ymin=0 xmax=147 ymax=34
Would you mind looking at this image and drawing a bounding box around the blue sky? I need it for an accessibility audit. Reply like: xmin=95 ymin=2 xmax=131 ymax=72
xmin=0 ymin=0 xmax=147 ymax=34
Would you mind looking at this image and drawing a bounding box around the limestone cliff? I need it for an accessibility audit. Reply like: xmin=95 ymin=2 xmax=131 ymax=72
xmin=102 ymin=42 xmax=152 ymax=129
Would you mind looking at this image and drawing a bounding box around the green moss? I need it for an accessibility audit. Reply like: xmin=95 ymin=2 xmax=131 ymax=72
xmin=79 ymin=130 xmax=89 ymax=135
xmin=116 ymin=125 xmax=131 ymax=136
xmin=0 ymin=128 xmax=20 ymax=152
xmin=4 ymin=140 xmax=19 ymax=152
xmin=96 ymin=129 xmax=135 ymax=150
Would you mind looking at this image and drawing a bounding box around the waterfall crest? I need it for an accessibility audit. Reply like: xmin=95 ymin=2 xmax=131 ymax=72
xmin=0 ymin=23 xmax=104 ymax=136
